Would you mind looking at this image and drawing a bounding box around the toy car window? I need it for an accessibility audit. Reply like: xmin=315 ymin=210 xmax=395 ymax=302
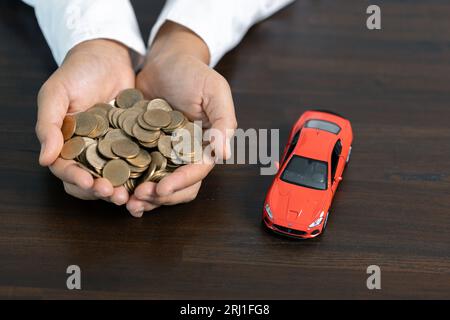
xmin=305 ymin=119 xmax=341 ymax=134
xmin=331 ymin=140 xmax=341 ymax=179
xmin=283 ymin=130 xmax=301 ymax=165
xmin=281 ymin=156 xmax=328 ymax=190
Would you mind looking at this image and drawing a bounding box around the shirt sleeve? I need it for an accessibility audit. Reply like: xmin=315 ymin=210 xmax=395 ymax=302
xmin=148 ymin=0 xmax=295 ymax=67
xmin=22 ymin=0 xmax=147 ymax=67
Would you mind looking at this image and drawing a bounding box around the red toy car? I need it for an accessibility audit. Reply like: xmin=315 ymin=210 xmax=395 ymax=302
xmin=263 ymin=110 xmax=353 ymax=239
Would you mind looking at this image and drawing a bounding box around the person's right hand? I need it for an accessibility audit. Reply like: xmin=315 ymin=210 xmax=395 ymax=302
xmin=36 ymin=39 xmax=135 ymax=204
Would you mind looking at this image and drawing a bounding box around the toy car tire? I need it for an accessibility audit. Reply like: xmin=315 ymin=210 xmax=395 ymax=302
xmin=346 ymin=146 xmax=352 ymax=164
xmin=323 ymin=212 xmax=329 ymax=231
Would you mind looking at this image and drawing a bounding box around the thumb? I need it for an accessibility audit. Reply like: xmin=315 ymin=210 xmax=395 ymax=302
xmin=35 ymin=80 xmax=69 ymax=166
xmin=202 ymin=75 xmax=237 ymax=160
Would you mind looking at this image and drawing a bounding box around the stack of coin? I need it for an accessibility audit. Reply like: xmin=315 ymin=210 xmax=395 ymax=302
xmin=59 ymin=89 xmax=203 ymax=193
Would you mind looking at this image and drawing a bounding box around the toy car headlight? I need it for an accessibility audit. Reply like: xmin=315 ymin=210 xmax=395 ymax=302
xmin=309 ymin=211 xmax=325 ymax=228
xmin=309 ymin=217 xmax=323 ymax=228
xmin=265 ymin=204 xmax=273 ymax=219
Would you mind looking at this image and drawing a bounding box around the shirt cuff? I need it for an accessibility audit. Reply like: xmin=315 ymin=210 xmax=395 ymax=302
xmin=148 ymin=0 xmax=295 ymax=67
xmin=27 ymin=0 xmax=146 ymax=68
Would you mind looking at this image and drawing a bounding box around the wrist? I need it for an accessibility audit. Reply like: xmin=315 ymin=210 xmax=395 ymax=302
xmin=148 ymin=21 xmax=210 ymax=65
xmin=65 ymin=39 xmax=133 ymax=66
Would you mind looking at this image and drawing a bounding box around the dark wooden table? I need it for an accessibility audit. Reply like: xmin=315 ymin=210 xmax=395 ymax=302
xmin=0 ymin=0 xmax=449 ymax=299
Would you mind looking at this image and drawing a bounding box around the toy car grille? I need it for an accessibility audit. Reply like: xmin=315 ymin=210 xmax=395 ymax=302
xmin=274 ymin=224 xmax=307 ymax=236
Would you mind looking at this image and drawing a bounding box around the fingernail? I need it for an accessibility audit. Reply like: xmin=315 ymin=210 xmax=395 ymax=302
xmin=133 ymin=210 xmax=144 ymax=218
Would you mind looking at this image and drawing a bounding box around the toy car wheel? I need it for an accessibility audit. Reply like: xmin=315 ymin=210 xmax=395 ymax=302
xmin=323 ymin=212 xmax=329 ymax=231
xmin=346 ymin=146 xmax=352 ymax=164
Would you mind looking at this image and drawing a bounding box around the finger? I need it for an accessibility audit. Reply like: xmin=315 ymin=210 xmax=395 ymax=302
xmin=110 ymin=186 xmax=129 ymax=206
xmin=126 ymin=195 xmax=160 ymax=218
xmin=50 ymin=158 xmax=94 ymax=190
xmin=36 ymin=80 xmax=69 ymax=166
xmin=63 ymin=182 xmax=98 ymax=200
xmin=150 ymin=182 xmax=202 ymax=206
xmin=202 ymin=74 xmax=237 ymax=160
xmin=155 ymin=161 xmax=213 ymax=197
xmin=134 ymin=181 xmax=158 ymax=201
xmin=92 ymin=178 xmax=114 ymax=198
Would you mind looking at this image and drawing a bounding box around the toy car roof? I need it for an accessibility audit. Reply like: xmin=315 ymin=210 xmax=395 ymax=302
xmin=294 ymin=127 xmax=339 ymax=162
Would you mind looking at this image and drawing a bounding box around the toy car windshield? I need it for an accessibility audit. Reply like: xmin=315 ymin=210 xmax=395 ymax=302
xmin=281 ymin=155 xmax=328 ymax=190
xmin=305 ymin=119 xmax=341 ymax=134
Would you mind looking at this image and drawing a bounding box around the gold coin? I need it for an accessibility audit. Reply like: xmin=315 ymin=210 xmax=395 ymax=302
xmin=88 ymin=114 xmax=109 ymax=138
xmin=173 ymin=135 xmax=201 ymax=155
xmin=98 ymin=138 xmax=119 ymax=160
xmin=77 ymin=148 xmax=88 ymax=165
xmin=138 ymin=139 xmax=159 ymax=148
xmin=131 ymin=100 xmax=150 ymax=112
xmin=102 ymin=159 xmax=130 ymax=187
xmin=111 ymin=139 xmax=140 ymax=159
xmin=166 ymin=159 xmax=181 ymax=170
xmin=150 ymin=151 xmax=167 ymax=171
xmin=164 ymin=110 xmax=186 ymax=132
xmin=117 ymin=109 xmax=138 ymax=129
xmin=140 ymin=162 xmax=157 ymax=183
xmin=61 ymin=136 xmax=86 ymax=160
xmin=150 ymin=170 xmax=171 ymax=183
xmin=128 ymin=163 xmax=148 ymax=173
xmin=96 ymin=114 xmax=110 ymax=137
xmin=82 ymin=137 xmax=96 ymax=147
xmin=75 ymin=112 xmax=97 ymax=136
xmin=124 ymin=181 xmax=132 ymax=193
xmin=143 ymin=109 xmax=171 ymax=128
xmin=157 ymin=135 xmax=173 ymax=158
xmin=89 ymin=103 xmax=112 ymax=118
xmin=124 ymin=179 xmax=133 ymax=193
xmin=105 ymin=128 xmax=129 ymax=141
xmin=126 ymin=149 xmax=152 ymax=168
xmin=61 ymin=115 xmax=76 ymax=141
xmin=112 ymin=108 xmax=124 ymax=128
xmin=122 ymin=112 xmax=141 ymax=137
xmin=116 ymin=89 xmax=144 ymax=109
xmin=132 ymin=123 xmax=160 ymax=143
xmin=129 ymin=172 xmax=144 ymax=179
xmin=107 ymin=108 xmax=117 ymax=127
xmin=124 ymin=178 xmax=140 ymax=193
xmin=174 ymin=121 xmax=202 ymax=140
xmin=137 ymin=113 xmax=160 ymax=131
xmin=147 ymin=98 xmax=173 ymax=112
xmin=85 ymin=143 xmax=107 ymax=171
xmin=127 ymin=178 xmax=138 ymax=192
xmin=76 ymin=162 xmax=102 ymax=179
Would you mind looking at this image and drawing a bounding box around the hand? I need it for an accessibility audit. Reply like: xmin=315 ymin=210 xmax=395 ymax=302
xmin=127 ymin=22 xmax=237 ymax=217
xmin=36 ymin=39 xmax=135 ymax=205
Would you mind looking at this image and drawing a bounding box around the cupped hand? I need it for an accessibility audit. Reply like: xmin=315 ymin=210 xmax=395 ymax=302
xmin=127 ymin=22 xmax=237 ymax=217
xmin=37 ymin=39 xmax=135 ymax=205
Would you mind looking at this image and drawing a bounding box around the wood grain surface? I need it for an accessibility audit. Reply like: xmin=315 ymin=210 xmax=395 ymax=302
xmin=0 ymin=0 xmax=449 ymax=299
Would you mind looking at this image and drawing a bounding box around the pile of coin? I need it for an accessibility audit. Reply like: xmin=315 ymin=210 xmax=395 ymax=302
xmin=59 ymin=89 xmax=203 ymax=193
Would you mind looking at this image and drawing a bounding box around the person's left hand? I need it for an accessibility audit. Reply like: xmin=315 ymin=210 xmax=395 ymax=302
xmin=126 ymin=22 xmax=237 ymax=217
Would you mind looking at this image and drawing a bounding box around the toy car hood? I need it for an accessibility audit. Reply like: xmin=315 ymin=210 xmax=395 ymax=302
xmin=268 ymin=179 xmax=328 ymax=226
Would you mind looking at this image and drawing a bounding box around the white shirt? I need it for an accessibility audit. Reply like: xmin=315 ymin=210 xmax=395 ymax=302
xmin=23 ymin=0 xmax=294 ymax=68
